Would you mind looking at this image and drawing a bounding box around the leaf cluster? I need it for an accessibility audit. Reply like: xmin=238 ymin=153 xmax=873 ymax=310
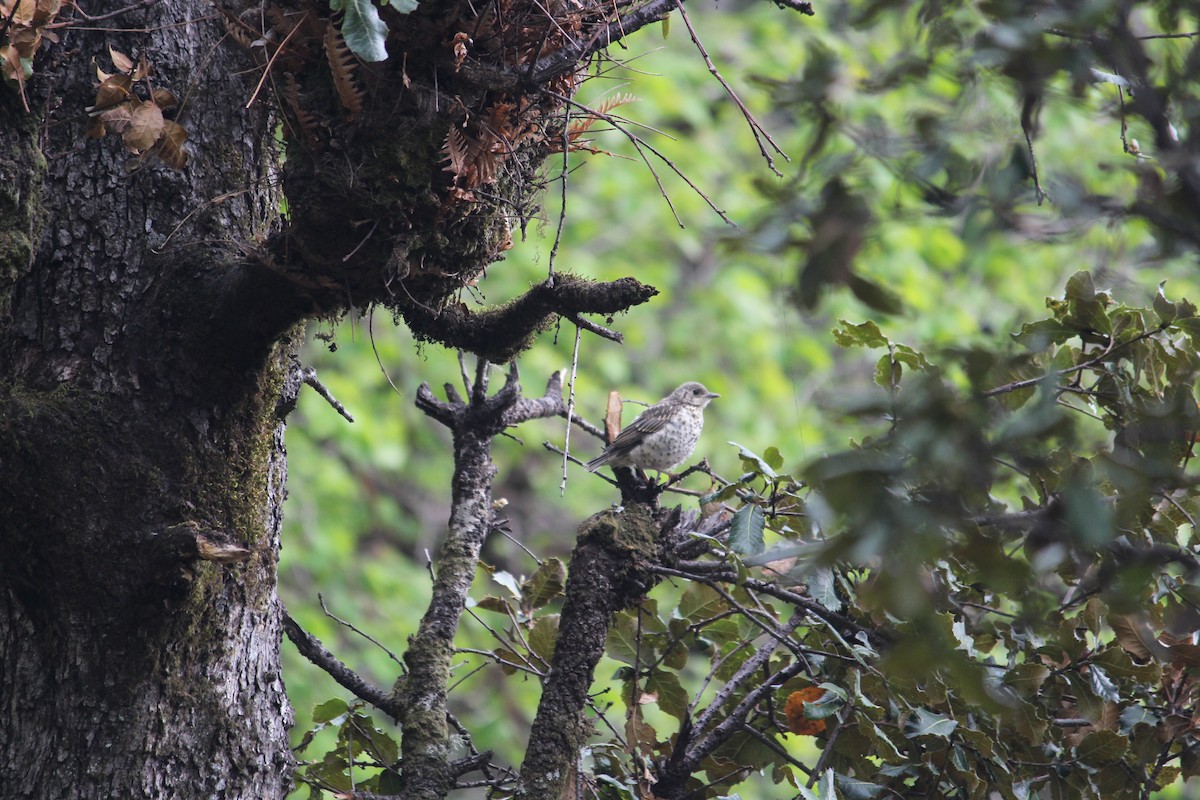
xmin=616 ymin=272 xmax=1200 ymax=799
xmin=0 ymin=0 xmax=61 ymax=110
xmin=84 ymin=48 xmax=187 ymax=170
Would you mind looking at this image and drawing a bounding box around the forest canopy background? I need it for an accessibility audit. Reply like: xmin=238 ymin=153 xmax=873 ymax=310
xmin=278 ymin=0 xmax=1200 ymax=796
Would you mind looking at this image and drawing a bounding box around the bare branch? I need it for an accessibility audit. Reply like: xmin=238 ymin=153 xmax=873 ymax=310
xmin=282 ymin=610 xmax=402 ymax=720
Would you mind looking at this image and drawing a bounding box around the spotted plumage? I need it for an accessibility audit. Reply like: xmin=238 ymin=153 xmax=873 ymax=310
xmin=586 ymin=382 xmax=719 ymax=474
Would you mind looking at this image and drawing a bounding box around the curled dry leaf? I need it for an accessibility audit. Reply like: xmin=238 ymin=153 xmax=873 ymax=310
xmin=1 ymin=0 xmax=65 ymax=109
xmin=452 ymin=31 xmax=470 ymax=72
xmin=108 ymin=45 xmax=134 ymax=74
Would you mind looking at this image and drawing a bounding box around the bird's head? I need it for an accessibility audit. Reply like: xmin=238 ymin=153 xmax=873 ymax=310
xmin=670 ymin=381 xmax=719 ymax=408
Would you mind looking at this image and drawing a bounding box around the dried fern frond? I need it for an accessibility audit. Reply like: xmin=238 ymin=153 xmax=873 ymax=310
xmin=281 ymin=72 xmax=320 ymax=150
xmin=324 ymin=21 xmax=363 ymax=121
xmin=442 ymin=125 xmax=500 ymax=191
xmin=567 ymin=93 xmax=637 ymax=139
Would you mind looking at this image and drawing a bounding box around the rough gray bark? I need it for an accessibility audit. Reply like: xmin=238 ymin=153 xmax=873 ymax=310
xmin=0 ymin=2 xmax=297 ymax=796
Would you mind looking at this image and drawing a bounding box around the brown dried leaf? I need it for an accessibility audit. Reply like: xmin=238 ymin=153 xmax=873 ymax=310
xmin=152 ymin=119 xmax=188 ymax=170
xmin=108 ymin=45 xmax=134 ymax=74
xmin=195 ymin=533 xmax=250 ymax=563
xmin=452 ymin=32 xmax=470 ymax=72
xmin=131 ymin=53 xmax=150 ymax=82
xmin=151 ymin=87 xmax=177 ymax=109
xmin=0 ymin=44 xmax=22 ymax=82
xmin=563 ymin=93 xmax=638 ymax=149
xmin=8 ymin=25 xmax=40 ymax=58
xmin=785 ymin=687 xmax=828 ymax=736
xmin=443 ymin=126 xmax=469 ymax=178
xmin=32 ymin=0 xmax=61 ymax=26
xmin=123 ymin=101 xmax=165 ymax=153
xmin=97 ymin=103 xmax=132 ymax=135
xmin=605 ymin=391 xmax=622 ymax=443
xmin=2 ymin=0 xmax=34 ymax=25
xmin=281 ymin=72 xmax=320 ymax=149
xmin=90 ymin=74 xmax=133 ymax=114
xmin=85 ymin=117 xmax=106 ymax=139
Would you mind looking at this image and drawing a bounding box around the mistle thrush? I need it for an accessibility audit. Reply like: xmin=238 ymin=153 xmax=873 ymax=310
xmin=586 ymin=382 xmax=719 ymax=474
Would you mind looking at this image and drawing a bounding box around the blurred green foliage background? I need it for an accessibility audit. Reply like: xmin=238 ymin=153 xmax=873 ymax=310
xmin=279 ymin=1 xmax=1199 ymax=795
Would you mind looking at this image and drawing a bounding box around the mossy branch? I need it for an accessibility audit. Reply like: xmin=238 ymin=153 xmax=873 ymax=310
xmin=401 ymin=276 xmax=658 ymax=362
xmin=397 ymin=363 xmax=567 ymax=800
xmin=514 ymin=505 xmax=686 ymax=800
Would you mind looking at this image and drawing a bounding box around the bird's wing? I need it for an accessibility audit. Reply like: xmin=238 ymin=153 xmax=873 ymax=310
xmin=605 ymin=404 xmax=674 ymax=451
xmin=586 ymin=403 xmax=678 ymax=470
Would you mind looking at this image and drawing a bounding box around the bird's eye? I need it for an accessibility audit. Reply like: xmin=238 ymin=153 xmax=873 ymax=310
xmin=694 ymin=388 xmax=703 ymax=394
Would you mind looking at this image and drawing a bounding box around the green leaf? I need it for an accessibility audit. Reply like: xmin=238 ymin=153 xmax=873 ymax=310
xmin=847 ymin=273 xmax=903 ymax=315
xmin=729 ymin=504 xmax=766 ymax=556
xmin=474 ymin=595 xmax=511 ymax=614
xmin=1064 ymin=270 xmax=1096 ymax=304
xmin=729 ymin=441 xmax=779 ymax=479
xmin=645 ymin=670 xmax=689 ymax=721
xmin=874 ymin=353 xmax=901 ymax=387
xmin=605 ymin=611 xmax=654 ymax=666
xmin=679 ymin=583 xmax=726 ymax=621
xmin=804 ymin=683 xmax=847 ymax=720
xmin=313 ymin=697 xmax=350 ymax=724
xmin=1012 ymin=318 xmax=1078 ymax=349
xmin=528 ymin=614 xmax=559 ymax=665
xmin=1004 ymin=663 xmax=1050 ymax=698
xmin=836 ymin=772 xmax=887 ymax=799
xmin=491 ymin=570 xmax=522 ymax=598
xmin=381 ymin=0 xmax=418 ymax=9
xmin=521 ymin=558 xmax=565 ymax=609
xmin=904 ymin=708 xmax=958 ymax=739
xmin=762 ymin=446 xmax=784 ymax=471
xmin=1154 ymin=281 xmax=1177 ymax=325
xmin=860 ymin=720 xmax=904 ymax=763
xmin=1075 ymin=729 xmax=1127 ymax=766
xmin=333 ymin=0 xmax=390 ymax=62
xmin=807 ymin=566 xmax=842 ymax=612
xmin=832 ymin=319 xmax=889 ymax=348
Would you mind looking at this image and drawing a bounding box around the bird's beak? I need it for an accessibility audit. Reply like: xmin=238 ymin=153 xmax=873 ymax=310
xmin=707 ymin=392 xmax=720 ymax=399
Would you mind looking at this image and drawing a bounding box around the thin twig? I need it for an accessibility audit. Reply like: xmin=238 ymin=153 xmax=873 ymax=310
xmin=983 ymin=326 xmax=1165 ymax=397
xmin=546 ymin=91 xmax=736 ymax=227
xmin=319 ymin=593 xmax=402 ymax=666
xmin=673 ymin=0 xmax=787 ymax=176
xmin=563 ymin=311 xmax=623 ymax=343
xmin=561 ymin=325 xmax=582 ymax=496
xmin=244 ymin=10 xmax=309 ymax=110
xmin=367 ymin=308 xmax=404 ymax=398
xmin=302 ymin=367 xmax=355 ymax=423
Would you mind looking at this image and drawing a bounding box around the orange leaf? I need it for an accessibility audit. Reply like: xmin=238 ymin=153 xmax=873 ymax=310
xmin=785 ymin=687 xmax=828 ymax=736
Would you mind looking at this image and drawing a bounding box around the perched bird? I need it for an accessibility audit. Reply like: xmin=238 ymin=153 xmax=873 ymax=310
xmin=586 ymin=382 xmax=719 ymax=474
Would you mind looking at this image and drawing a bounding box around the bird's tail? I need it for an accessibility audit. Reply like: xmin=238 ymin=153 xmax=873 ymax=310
xmin=584 ymin=454 xmax=608 ymax=472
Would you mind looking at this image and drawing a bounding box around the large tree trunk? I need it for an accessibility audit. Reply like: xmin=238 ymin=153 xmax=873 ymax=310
xmin=0 ymin=0 xmax=666 ymax=795
xmin=0 ymin=2 xmax=297 ymax=795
